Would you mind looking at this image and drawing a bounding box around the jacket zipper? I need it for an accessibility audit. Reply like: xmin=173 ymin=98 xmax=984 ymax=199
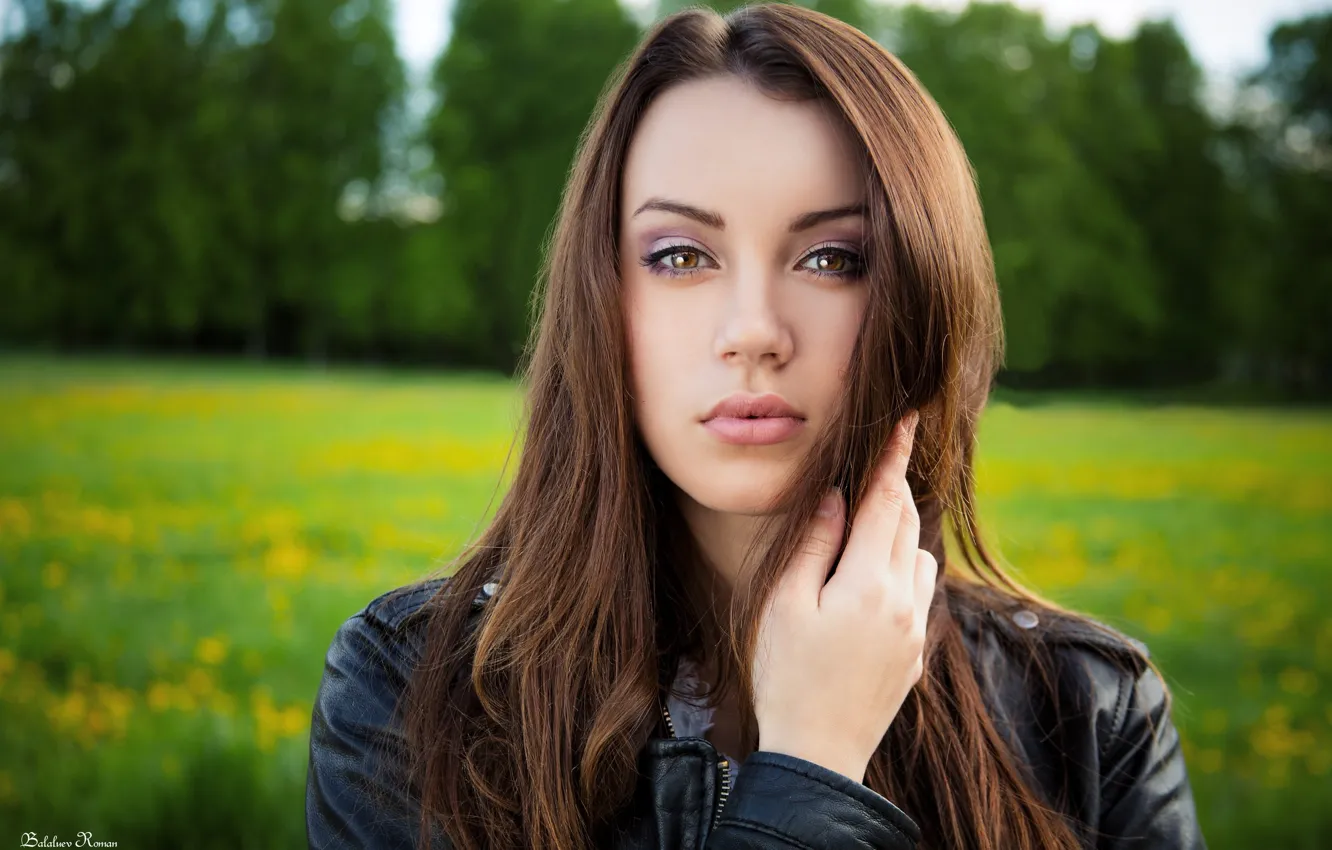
xmin=712 ymin=756 xmax=731 ymax=830
xmin=660 ymin=700 xmax=732 ymax=831
xmin=659 ymin=699 xmax=678 ymax=738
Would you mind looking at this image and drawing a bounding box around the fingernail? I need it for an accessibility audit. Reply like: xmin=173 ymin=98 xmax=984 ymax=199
xmin=816 ymin=489 xmax=840 ymax=517
xmin=907 ymin=410 xmax=920 ymax=433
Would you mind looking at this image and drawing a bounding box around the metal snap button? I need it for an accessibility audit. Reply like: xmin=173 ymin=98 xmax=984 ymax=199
xmin=1012 ymin=609 xmax=1039 ymax=629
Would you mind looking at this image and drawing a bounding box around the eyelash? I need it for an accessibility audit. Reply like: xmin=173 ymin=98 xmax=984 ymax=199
xmin=638 ymin=242 xmax=866 ymax=280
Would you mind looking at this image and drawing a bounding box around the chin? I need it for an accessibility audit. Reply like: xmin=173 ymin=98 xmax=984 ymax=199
xmin=647 ymin=431 xmax=798 ymax=516
xmin=677 ymin=474 xmax=787 ymax=517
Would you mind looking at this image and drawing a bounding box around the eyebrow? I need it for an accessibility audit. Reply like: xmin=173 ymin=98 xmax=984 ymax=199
xmin=631 ymin=197 xmax=867 ymax=233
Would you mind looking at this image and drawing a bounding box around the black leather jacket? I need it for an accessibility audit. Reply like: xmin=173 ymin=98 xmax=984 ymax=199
xmin=306 ymin=578 xmax=1206 ymax=849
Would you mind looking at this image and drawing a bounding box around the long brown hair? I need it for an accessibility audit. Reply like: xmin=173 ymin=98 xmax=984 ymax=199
xmin=400 ymin=4 xmax=1120 ymax=848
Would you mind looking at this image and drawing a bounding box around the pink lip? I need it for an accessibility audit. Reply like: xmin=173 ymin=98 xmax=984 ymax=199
xmin=703 ymin=416 xmax=806 ymax=445
xmin=701 ymin=393 xmax=806 ymax=445
xmin=702 ymin=392 xmax=804 ymax=422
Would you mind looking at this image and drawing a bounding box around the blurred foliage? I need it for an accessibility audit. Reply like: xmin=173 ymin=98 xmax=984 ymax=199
xmin=0 ymin=0 xmax=406 ymax=359
xmin=425 ymin=0 xmax=640 ymax=368
xmin=1 ymin=0 xmax=1330 ymax=392
xmin=0 ymin=356 xmax=1328 ymax=845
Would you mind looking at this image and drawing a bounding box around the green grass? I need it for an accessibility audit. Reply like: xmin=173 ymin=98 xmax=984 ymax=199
xmin=0 ymin=356 xmax=1328 ymax=848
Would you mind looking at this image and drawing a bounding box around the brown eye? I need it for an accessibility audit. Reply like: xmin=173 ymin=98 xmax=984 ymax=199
xmin=801 ymin=246 xmax=864 ymax=278
xmin=640 ymin=244 xmax=714 ymax=277
xmin=814 ymin=252 xmax=846 ymax=272
xmin=669 ymin=251 xmax=700 ymax=270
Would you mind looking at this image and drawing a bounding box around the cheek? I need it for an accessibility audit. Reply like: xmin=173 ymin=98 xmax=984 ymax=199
xmin=623 ymin=294 xmax=716 ymax=486
xmin=809 ymin=291 xmax=868 ymax=384
xmin=832 ymin=313 xmax=863 ymax=378
xmin=624 ymin=285 xmax=684 ymax=418
xmin=625 ymin=278 xmax=701 ymax=367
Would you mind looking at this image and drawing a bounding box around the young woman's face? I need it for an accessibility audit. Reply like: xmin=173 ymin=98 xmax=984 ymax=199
xmin=620 ymin=74 xmax=872 ymax=517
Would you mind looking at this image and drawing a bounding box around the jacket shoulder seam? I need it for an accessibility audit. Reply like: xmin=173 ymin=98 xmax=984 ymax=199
xmin=1048 ymin=615 xmax=1150 ymax=657
xmin=362 ymin=573 xmax=498 ymax=634
xmin=362 ymin=577 xmax=450 ymax=632
xmin=994 ymin=605 xmax=1152 ymax=672
xmin=1106 ymin=659 xmax=1134 ymax=770
xmin=953 ymin=585 xmax=1150 ymax=668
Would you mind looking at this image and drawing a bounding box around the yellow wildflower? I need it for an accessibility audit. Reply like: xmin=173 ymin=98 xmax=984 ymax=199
xmin=42 ymin=561 xmax=67 ymax=589
xmin=195 ymin=635 xmax=229 ymax=666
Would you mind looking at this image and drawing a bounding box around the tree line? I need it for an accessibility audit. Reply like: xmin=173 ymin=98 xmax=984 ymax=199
xmin=1 ymin=0 xmax=1328 ymax=395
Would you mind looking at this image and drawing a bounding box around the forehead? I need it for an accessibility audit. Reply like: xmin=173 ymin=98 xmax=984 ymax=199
xmin=621 ymin=75 xmax=867 ymax=222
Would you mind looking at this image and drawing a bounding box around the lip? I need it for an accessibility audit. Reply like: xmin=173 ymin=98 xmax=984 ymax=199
xmin=703 ymin=416 xmax=806 ymax=445
xmin=701 ymin=393 xmax=806 ymax=446
xmin=702 ymin=392 xmax=804 ymax=422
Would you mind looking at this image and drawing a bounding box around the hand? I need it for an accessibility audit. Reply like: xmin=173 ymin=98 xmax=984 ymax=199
xmin=752 ymin=410 xmax=937 ymax=783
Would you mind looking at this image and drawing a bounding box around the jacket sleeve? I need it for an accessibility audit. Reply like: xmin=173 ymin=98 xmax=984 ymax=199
xmin=1096 ymin=663 xmax=1207 ymax=850
xmin=305 ymin=611 xmax=452 ymax=850
xmin=704 ymin=751 xmax=920 ymax=850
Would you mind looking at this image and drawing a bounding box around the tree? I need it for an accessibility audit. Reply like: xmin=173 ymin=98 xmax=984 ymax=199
xmin=0 ymin=0 xmax=222 ymax=347
xmin=1064 ymin=21 xmax=1236 ymax=384
xmin=220 ymin=0 xmax=406 ymax=357
xmin=426 ymin=0 xmax=640 ymax=373
xmin=874 ymin=4 xmax=1163 ymax=382
xmin=1234 ymin=13 xmax=1332 ymax=395
xmin=0 ymin=0 xmax=407 ymax=358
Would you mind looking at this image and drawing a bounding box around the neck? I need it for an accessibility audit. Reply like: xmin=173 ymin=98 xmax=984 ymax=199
xmin=674 ymin=487 xmax=789 ymax=666
xmin=676 ymin=490 xmax=776 ymax=592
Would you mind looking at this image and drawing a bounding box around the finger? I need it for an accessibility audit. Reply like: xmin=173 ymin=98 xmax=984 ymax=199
xmin=888 ymin=476 xmax=920 ymax=583
xmin=835 ymin=410 xmax=919 ymax=587
xmin=913 ymin=549 xmax=938 ymax=620
xmin=777 ymin=488 xmax=846 ymax=609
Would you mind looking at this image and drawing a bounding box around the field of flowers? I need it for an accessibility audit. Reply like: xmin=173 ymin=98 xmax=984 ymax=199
xmin=0 ymin=356 xmax=1327 ymax=848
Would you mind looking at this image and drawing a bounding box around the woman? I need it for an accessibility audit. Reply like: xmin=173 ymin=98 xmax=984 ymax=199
xmin=306 ymin=4 xmax=1205 ymax=849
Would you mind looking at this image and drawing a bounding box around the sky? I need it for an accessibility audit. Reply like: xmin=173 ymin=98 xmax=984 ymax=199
xmin=393 ymin=0 xmax=1332 ymax=84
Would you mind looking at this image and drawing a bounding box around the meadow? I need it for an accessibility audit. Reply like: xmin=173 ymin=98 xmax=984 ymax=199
xmin=0 ymin=356 xmax=1327 ymax=848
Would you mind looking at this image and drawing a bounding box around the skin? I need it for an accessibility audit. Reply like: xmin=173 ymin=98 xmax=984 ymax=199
xmin=620 ymin=75 xmax=937 ymax=783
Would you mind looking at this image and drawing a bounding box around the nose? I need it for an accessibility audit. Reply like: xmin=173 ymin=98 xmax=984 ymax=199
xmin=714 ymin=267 xmax=794 ymax=368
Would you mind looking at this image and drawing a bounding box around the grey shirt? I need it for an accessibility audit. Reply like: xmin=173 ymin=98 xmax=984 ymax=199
xmin=665 ymin=655 xmax=744 ymax=779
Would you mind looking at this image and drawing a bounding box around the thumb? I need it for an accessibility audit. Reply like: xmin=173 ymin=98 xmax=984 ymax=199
xmin=780 ymin=488 xmax=846 ymax=606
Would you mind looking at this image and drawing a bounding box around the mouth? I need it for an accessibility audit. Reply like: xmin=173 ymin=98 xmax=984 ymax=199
xmin=701 ymin=414 xmax=806 ymax=446
xmin=702 ymin=392 xmax=804 ymax=422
